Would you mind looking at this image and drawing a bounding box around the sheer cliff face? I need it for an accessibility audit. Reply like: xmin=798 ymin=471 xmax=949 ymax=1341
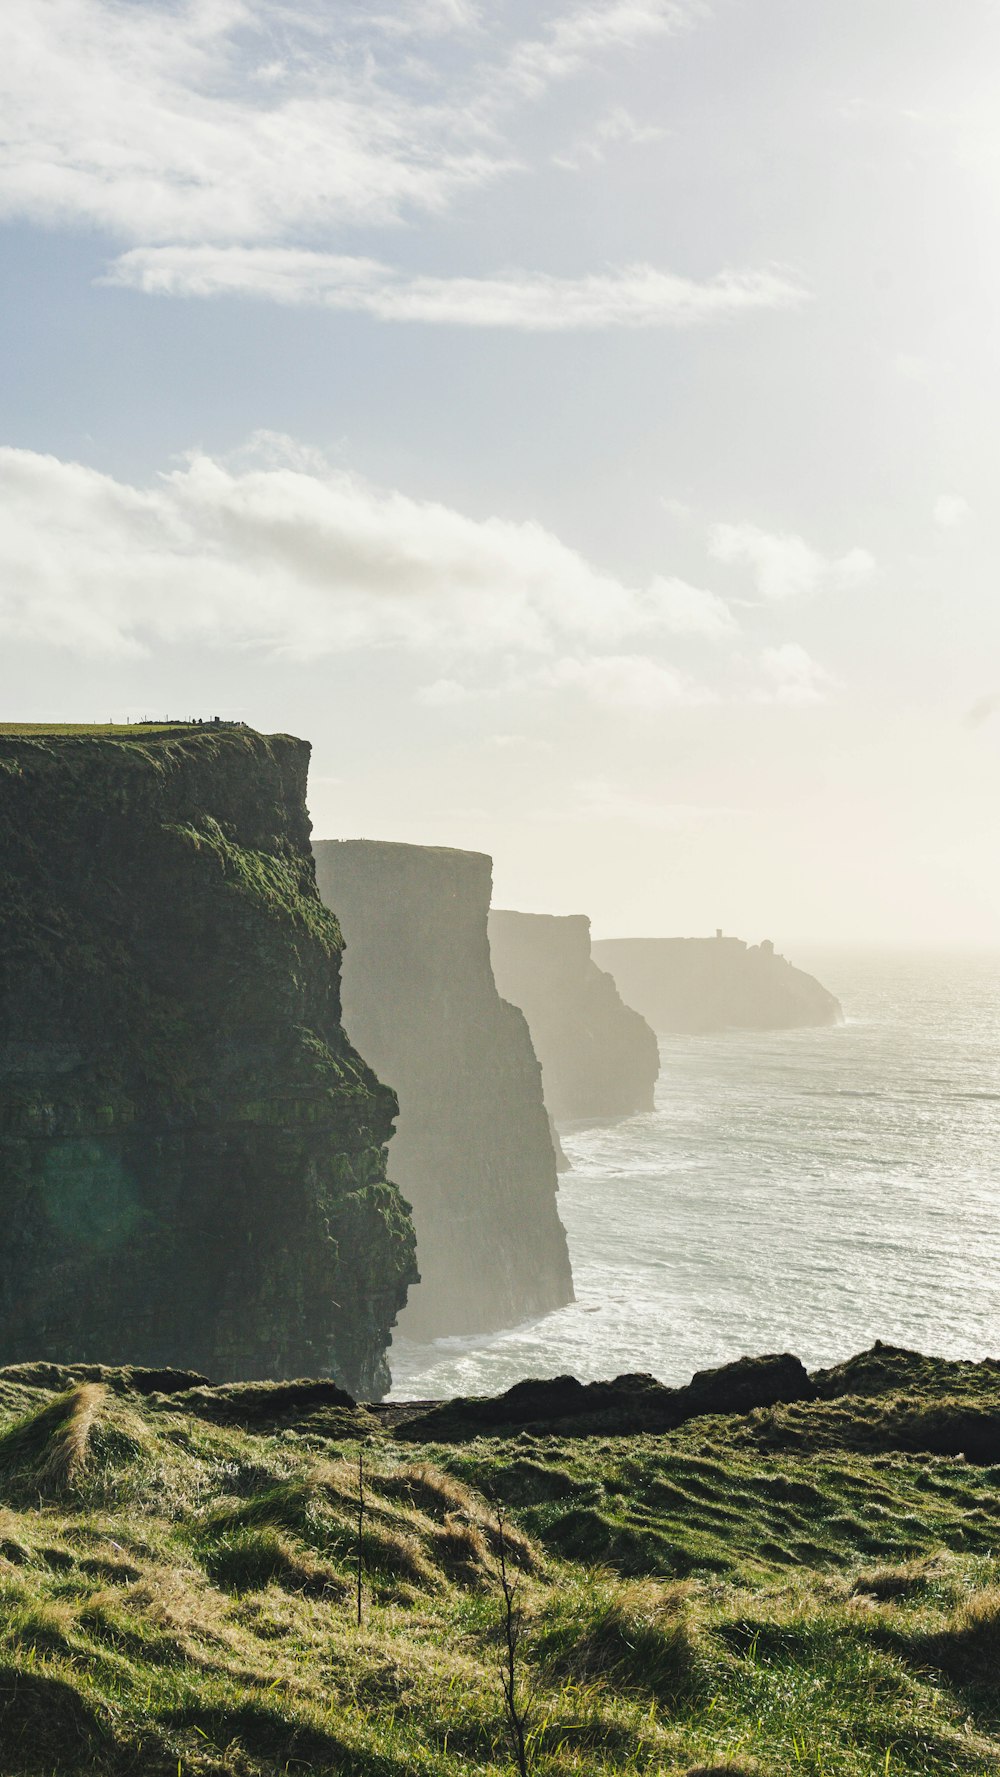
xmin=591 ymin=936 xmax=843 ymax=1034
xmin=0 ymin=729 xmax=416 ymax=1398
xmin=312 ymin=841 xmax=573 ymax=1341
xmin=488 ymin=912 xmax=660 ymax=1122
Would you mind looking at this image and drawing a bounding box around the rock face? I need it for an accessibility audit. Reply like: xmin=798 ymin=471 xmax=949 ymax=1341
xmin=592 ymin=934 xmax=842 ymax=1033
xmin=488 ymin=911 xmax=659 ymax=1121
xmin=312 ymin=841 xmax=574 ymax=1341
xmin=0 ymin=726 xmax=416 ymax=1398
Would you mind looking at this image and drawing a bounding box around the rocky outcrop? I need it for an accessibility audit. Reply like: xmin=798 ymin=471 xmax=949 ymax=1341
xmin=312 ymin=841 xmax=573 ymax=1341
xmin=488 ymin=911 xmax=659 ymax=1121
xmin=396 ymin=1351 xmax=815 ymax=1441
xmin=592 ymin=934 xmax=842 ymax=1033
xmin=0 ymin=725 xmax=416 ymax=1398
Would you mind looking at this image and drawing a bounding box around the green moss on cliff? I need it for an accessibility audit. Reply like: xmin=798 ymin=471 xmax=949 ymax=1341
xmin=0 ymin=727 xmax=416 ymax=1395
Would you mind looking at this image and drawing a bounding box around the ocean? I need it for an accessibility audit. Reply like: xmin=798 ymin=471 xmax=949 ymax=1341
xmin=388 ymin=949 xmax=1000 ymax=1400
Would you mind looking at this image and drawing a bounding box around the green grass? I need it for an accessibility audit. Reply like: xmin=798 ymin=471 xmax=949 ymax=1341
xmin=0 ymin=722 xmax=205 ymax=735
xmin=0 ymin=721 xmax=260 ymax=734
xmin=1 ymin=1374 xmax=1000 ymax=1774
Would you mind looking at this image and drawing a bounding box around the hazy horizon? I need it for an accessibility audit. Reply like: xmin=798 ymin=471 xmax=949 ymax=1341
xmin=2 ymin=1 xmax=998 ymax=946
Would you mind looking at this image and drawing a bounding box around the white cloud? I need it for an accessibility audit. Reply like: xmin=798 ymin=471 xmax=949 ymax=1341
xmin=0 ymin=0 xmax=803 ymax=340
xmin=0 ymin=0 xmax=705 ymax=249
xmin=554 ymin=775 xmax=739 ymax=828
xmin=418 ymin=636 xmax=721 ymax=709
xmin=709 ymin=522 xmax=875 ymax=602
xmin=933 ymin=494 xmax=971 ymax=528
xmin=553 ymin=103 xmax=667 ymax=170
xmin=418 ymin=677 xmax=482 ymax=706
xmin=756 ymin=643 xmax=836 ymax=705
xmin=105 ymin=247 xmax=804 ymax=329
xmin=0 ymin=436 xmax=735 ymax=664
xmin=540 ymin=654 xmax=714 ymax=708
xmin=365 ymin=0 xmax=482 ymax=36
xmin=1 ymin=441 xmax=854 ymax=718
xmin=644 ymin=576 xmax=737 ymax=637
xmin=0 ymin=0 xmax=507 ymax=246
xmin=504 ymin=0 xmax=704 ymax=99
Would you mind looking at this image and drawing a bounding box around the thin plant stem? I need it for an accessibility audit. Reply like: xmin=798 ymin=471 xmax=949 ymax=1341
xmin=494 ymin=1503 xmax=530 ymax=1777
xmin=356 ymin=1443 xmax=364 ymax=1629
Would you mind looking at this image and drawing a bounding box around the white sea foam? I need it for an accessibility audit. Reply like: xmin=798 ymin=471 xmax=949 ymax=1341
xmin=389 ymin=950 xmax=1000 ymax=1400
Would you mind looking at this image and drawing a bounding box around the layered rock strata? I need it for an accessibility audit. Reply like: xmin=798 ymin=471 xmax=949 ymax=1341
xmin=313 ymin=840 xmax=573 ymax=1341
xmin=592 ymin=934 xmax=842 ymax=1033
xmin=0 ymin=726 xmax=416 ymax=1397
xmin=488 ymin=911 xmax=659 ymax=1121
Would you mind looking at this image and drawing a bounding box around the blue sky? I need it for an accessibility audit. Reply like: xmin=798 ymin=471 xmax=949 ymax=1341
xmin=2 ymin=0 xmax=999 ymax=942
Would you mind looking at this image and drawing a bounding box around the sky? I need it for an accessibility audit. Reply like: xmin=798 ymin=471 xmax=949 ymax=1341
xmin=2 ymin=0 xmax=999 ymax=945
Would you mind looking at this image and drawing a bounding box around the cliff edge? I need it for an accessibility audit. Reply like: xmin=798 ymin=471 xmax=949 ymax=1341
xmin=592 ymin=934 xmax=842 ymax=1033
xmin=488 ymin=910 xmax=660 ymax=1121
xmin=313 ymin=840 xmax=574 ymax=1341
xmin=0 ymin=725 xmax=416 ymax=1397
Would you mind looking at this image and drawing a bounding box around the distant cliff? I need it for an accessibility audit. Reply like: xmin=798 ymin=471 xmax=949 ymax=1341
xmin=488 ymin=911 xmax=660 ymax=1121
xmin=592 ymin=935 xmax=842 ymax=1034
xmin=0 ymin=726 xmax=416 ymax=1398
xmin=313 ymin=841 xmax=574 ymax=1341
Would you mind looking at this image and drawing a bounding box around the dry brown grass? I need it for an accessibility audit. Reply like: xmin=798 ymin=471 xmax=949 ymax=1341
xmin=364 ymin=1523 xmax=440 ymax=1588
xmin=38 ymin=1383 xmax=106 ymax=1494
xmin=302 ymin=1455 xmax=542 ymax=1590
xmin=435 ymin=1514 xmax=492 ymax=1581
xmin=378 ymin=1460 xmax=479 ymax=1520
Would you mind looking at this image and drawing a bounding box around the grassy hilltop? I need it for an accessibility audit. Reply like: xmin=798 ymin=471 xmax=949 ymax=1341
xmin=1 ymin=1349 xmax=1000 ymax=1776
xmin=0 ymin=723 xmax=226 ymax=736
xmin=0 ymin=722 xmax=236 ymax=733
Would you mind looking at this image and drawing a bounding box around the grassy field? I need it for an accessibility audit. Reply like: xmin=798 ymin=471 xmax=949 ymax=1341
xmin=0 ymin=723 xmax=231 ymax=735
xmin=1 ymin=1362 xmax=999 ymax=1776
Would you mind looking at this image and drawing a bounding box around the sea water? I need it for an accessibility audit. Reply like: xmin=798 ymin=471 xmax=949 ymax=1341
xmin=388 ymin=950 xmax=1000 ymax=1400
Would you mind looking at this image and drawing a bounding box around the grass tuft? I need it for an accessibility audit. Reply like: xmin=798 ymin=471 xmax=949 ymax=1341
xmin=537 ymin=1574 xmax=708 ymax=1706
xmin=203 ymin=1526 xmax=345 ymax=1598
xmin=0 ymin=1385 xmax=108 ymax=1499
xmin=39 ymin=1383 xmax=105 ymax=1494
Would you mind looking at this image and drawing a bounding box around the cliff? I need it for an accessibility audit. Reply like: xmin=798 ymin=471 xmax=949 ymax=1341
xmin=312 ymin=841 xmax=573 ymax=1341
xmin=591 ymin=933 xmax=842 ymax=1033
xmin=0 ymin=725 xmax=416 ymax=1398
xmin=488 ymin=911 xmax=660 ymax=1121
